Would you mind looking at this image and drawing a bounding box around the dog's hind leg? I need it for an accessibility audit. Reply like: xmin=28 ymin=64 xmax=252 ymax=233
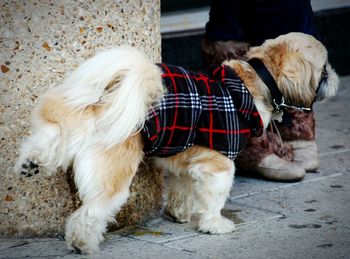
xmin=163 ymin=172 xmax=193 ymax=223
xmin=15 ymin=96 xmax=66 ymax=177
xmin=155 ymin=154 xmax=195 ymax=224
xmin=191 ymin=163 xmax=235 ymax=234
xmin=65 ymin=134 xmax=143 ymax=255
xmin=188 ymin=147 xmax=235 ymax=234
xmin=157 ymin=146 xmax=236 ymax=234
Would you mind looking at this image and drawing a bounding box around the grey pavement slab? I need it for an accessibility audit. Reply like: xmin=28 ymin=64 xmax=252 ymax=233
xmin=233 ymin=171 xmax=350 ymax=225
xmin=311 ymin=0 xmax=350 ymax=11
xmin=314 ymin=77 xmax=350 ymax=155
xmin=164 ymin=214 xmax=350 ymax=259
xmin=110 ymin=218 xmax=198 ymax=244
xmin=92 ymin=236 xmax=200 ymax=259
xmin=0 ymin=236 xmax=200 ymax=259
xmin=231 ymin=148 xmax=350 ymax=202
xmin=0 ymin=237 xmax=69 ymax=259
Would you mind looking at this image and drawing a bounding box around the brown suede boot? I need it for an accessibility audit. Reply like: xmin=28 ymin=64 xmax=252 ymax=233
xmin=236 ymin=132 xmax=305 ymax=182
xmin=277 ymin=109 xmax=319 ymax=172
xmin=254 ymin=153 xmax=306 ymax=181
xmin=287 ymin=140 xmax=319 ymax=171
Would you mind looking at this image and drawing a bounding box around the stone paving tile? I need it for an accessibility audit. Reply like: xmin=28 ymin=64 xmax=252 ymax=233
xmin=229 ymin=151 xmax=350 ymax=230
xmin=82 ymin=235 xmax=203 ymax=259
xmin=314 ymin=78 xmax=350 ymax=155
xmin=163 ymin=215 xmax=350 ymax=259
xmin=108 ymin=204 xmax=281 ymax=246
xmin=233 ymin=171 xmax=350 ymax=226
xmin=318 ymin=150 xmax=350 ymax=177
xmin=109 ymin=218 xmax=198 ymax=244
xmin=0 ymin=237 xmax=69 ymax=259
xmin=0 ymin=235 xmax=201 ymax=259
xmin=222 ymin=200 xmax=283 ymax=225
xmin=231 ymin=146 xmax=350 ymax=201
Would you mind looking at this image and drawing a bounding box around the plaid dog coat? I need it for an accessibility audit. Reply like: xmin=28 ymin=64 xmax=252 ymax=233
xmin=141 ymin=63 xmax=263 ymax=160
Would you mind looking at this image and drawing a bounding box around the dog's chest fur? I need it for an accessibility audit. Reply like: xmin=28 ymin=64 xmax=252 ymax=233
xmin=141 ymin=64 xmax=263 ymax=159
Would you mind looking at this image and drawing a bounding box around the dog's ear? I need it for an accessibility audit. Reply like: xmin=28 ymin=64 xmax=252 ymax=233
xmin=278 ymin=51 xmax=315 ymax=107
xmin=315 ymin=63 xmax=339 ymax=101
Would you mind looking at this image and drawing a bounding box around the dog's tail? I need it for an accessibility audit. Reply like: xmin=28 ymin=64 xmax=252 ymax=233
xmin=61 ymin=46 xmax=164 ymax=146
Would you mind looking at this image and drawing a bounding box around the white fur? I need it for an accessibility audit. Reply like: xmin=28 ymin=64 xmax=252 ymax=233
xmin=65 ymin=185 xmax=131 ymax=254
xmin=15 ymin=47 xmax=161 ymax=253
xmin=61 ymin=46 xmax=164 ymax=147
xmin=253 ymin=99 xmax=273 ymax=128
xmin=155 ymin=153 xmax=235 ymax=234
xmin=190 ymin=164 xmax=236 ymax=234
xmin=15 ymin=113 xmax=63 ymax=175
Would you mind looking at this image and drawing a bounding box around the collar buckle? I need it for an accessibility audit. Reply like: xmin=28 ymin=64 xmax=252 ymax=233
xmin=248 ymin=58 xmax=314 ymax=114
xmin=274 ymin=97 xmax=312 ymax=113
xmin=273 ymin=97 xmax=284 ymax=112
xmin=279 ymin=102 xmax=312 ymax=113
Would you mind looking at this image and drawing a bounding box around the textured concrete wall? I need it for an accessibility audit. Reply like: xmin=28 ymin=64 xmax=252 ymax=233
xmin=0 ymin=0 xmax=162 ymax=237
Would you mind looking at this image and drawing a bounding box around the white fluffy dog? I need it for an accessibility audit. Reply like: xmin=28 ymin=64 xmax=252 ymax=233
xmin=15 ymin=33 xmax=339 ymax=254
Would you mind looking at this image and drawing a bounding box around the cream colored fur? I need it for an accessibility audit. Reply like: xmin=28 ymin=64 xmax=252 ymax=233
xmin=15 ymin=33 xmax=339 ymax=254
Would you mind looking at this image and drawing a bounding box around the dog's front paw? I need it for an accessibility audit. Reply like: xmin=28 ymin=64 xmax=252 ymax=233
xmin=18 ymin=159 xmax=40 ymax=177
xmin=66 ymin=226 xmax=100 ymax=255
xmin=65 ymin=210 xmax=101 ymax=255
xmin=66 ymin=239 xmax=99 ymax=255
xmin=198 ymin=216 xmax=235 ymax=234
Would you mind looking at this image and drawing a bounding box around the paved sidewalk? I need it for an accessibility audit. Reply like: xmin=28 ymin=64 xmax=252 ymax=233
xmin=1 ymin=76 xmax=349 ymax=258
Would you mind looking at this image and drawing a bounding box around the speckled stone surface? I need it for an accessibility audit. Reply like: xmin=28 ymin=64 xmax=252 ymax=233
xmin=0 ymin=0 xmax=161 ymax=237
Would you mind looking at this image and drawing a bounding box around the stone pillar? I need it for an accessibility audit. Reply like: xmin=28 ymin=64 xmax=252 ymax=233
xmin=0 ymin=0 xmax=162 ymax=236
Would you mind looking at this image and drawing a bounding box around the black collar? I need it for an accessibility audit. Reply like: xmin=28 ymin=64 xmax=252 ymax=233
xmin=247 ymin=58 xmax=312 ymax=113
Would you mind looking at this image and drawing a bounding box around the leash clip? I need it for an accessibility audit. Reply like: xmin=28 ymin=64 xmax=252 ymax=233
xmin=274 ymin=97 xmax=312 ymax=113
xmin=273 ymin=97 xmax=284 ymax=112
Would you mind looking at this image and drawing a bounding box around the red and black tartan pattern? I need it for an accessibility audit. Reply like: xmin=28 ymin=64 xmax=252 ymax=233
xmin=141 ymin=63 xmax=264 ymax=160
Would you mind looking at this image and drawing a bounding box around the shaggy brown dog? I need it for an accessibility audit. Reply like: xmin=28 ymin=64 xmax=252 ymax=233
xmin=16 ymin=33 xmax=339 ymax=254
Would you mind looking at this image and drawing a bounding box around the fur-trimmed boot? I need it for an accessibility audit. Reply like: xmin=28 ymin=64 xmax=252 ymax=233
xmin=235 ymin=131 xmax=305 ymax=181
xmin=277 ymin=109 xmax=319 ymax=172
xmin=202 ymin=39 xmax=250 ymax=65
